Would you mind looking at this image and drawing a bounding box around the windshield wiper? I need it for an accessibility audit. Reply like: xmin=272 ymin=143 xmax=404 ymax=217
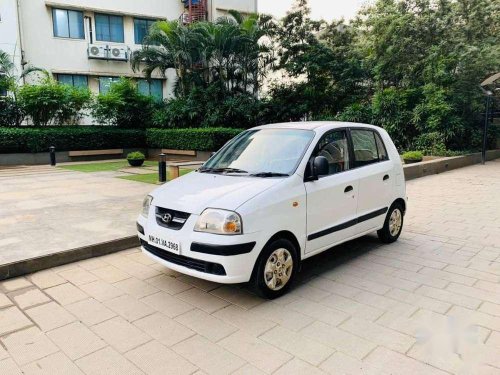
xmin=251 ymin=172 xmax=290 ymax=178
xmin=199 ymin=167 xmax=248 ymax=174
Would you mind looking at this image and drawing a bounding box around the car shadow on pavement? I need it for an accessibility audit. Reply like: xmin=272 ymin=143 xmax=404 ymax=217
xmin=296 ymin=234 xmax=383 ymax=283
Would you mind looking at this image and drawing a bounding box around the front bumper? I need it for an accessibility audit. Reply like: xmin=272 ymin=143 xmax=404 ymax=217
xmin=137 ymin=214 xmax=263 ymax=284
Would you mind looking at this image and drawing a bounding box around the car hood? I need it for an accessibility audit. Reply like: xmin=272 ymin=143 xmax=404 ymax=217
xmin=150 ymin=171 xmax=285 ymax=214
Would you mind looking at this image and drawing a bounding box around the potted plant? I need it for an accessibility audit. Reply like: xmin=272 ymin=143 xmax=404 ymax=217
xmin=127 ymin=151 xmax=146 ymax=167
xmin=402 ymin=151 xmax=423 ymax=164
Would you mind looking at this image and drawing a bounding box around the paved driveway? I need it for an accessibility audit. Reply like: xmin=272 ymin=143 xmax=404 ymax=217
xmin=0 ymin=165 xmax=153 ymax=265
xmin=0 ymin=160 xmax=499 ymax=374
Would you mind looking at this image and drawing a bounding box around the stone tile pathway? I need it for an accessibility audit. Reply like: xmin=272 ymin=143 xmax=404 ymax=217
xmin=0 ymin=160 xmax=499 ymax=374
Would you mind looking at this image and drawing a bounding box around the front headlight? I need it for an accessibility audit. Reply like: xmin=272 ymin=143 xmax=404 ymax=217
xmin=142 ymin=195 xmax=153 ymax=218
xmin=194 ymin=209 xmax=242 ymax=235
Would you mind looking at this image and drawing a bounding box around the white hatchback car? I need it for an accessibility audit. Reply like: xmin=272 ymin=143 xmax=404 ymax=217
xmin=137 ymin=122 xmax=407 ymax=298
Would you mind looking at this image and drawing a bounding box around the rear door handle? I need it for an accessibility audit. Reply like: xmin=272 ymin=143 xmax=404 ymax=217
xmin=344 ymin=185 xmax=353 ymax=193
xmin=383 ymin=175 xmax=390 ymax=181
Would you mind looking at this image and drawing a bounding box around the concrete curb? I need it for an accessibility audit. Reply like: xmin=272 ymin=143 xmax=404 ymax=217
xmin=0 ymin=236 xmax=139 ymax=280
xmin=403 ymin=149 xmax=500 ymax=180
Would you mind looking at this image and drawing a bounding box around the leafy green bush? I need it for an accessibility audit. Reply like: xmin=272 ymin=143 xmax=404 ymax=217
xmin=146 ymin=128 xmax=243 ymax=151
xmin=402 ymin=151 xmax=424 ymax=162
xmin=0 ymin=97 xmax=25 ymax=127
xmin=127 ymin=151 xmax=145 ymax=160
xmin=18 ymin=80 xmax=91 ymax=126
xmin=414 ymin=132 xmax=447 ymax=155
xmin=153 ymin=86 xmax=261 ymax=129
xmin=0 ymin=127 xmax=146 ymax=153
xmin=92 ymin=78 xmax=156 ymax=129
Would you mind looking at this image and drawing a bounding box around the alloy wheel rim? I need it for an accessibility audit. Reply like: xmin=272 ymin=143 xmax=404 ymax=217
xmin=389 ymin=208 xmax=402 ymax=236
xmin=264 ymin=248 xmax=293 ymax=291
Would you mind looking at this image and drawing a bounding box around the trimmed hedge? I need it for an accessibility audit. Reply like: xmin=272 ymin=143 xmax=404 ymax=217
xmin=0 ymin=127 xmax=146 ymax=153
xmin=146 ymin=128 xmax=244 ymax=151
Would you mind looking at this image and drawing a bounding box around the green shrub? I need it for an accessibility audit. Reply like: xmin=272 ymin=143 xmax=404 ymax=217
xmin=146 ymin=128 xmax=244 ymax=151
xmin=92 ymin=78 xmax=156 ymax=129
xmin=127 ymin=151 xmax=145 ymax=160
xmin=0 ymin=97 xmax=25 ymax=127
xmin=414 ymin=132 xmax=447 ymax=155
xmin=402 ymin=151 xmax=424 ymax=162
xmin=18 ymin=80 xmax=91 ymax=126
xmin=0 ymin=127 xmax=146 ymax=153
xmin=153 ymin=86 xmax=261 ymax=129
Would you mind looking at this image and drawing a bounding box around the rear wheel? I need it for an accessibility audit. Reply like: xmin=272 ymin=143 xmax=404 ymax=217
xmin=252 ymin=238 xmax=298 ymax=299
xmin=377 ymin=202 xmax=404 ymax=243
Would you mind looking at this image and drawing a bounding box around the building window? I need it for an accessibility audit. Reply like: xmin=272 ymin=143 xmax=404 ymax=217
xmin=138 ymin=79 xmax=163 ymax=100
xmin=52 ymin=8 xmax=84 ymax=39
xmin=95 ymin=14 xmax=124 ymax=43
xmin=134 ymin=18 xmax=157 ymax=44
xmin=56 ymin=74 xmax=88 ymax=88
xmin=99 ymin=76 xmax=120 ymax=94
xmin=134 ymin=18 xmax=156 ymax=44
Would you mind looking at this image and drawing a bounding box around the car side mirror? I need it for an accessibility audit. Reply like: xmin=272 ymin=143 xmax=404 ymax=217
xmin=313 ymin=156 xmax=329 ymax=178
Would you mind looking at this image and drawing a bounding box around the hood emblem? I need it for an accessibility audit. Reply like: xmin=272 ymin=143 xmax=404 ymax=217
xmin=161 ymin=213 xmax=173 ymax=224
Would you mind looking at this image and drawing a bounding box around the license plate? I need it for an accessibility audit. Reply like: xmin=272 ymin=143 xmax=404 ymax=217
xmin=147 ymin=233 xmax=181 ymax=254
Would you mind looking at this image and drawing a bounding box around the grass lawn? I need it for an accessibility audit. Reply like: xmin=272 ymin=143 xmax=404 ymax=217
xmin=118 ymin=169 xmax=191 ymax=184
xmin=59 ymin=160 xmax=155 ymax=173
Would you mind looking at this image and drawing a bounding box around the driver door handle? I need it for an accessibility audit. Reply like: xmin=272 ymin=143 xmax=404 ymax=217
xmin=344 ymin=185 xmax=353 ymax=193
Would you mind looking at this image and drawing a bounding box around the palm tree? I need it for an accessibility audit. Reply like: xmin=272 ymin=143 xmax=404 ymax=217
xmin=0 ymin=49 xmax=47 ymax=97
xmin=130 ymin=11 xmax=274 ymax=97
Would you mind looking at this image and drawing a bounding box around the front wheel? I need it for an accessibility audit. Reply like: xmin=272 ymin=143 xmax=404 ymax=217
xmin=377 ymin=203 xmax=404 ymax=243
xmin=251 ymin=239 xmax=298 ymax=299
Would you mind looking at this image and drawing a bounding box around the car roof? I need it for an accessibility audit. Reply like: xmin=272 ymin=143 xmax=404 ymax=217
xmin=252 ymin=121 xmax=380 ymax=132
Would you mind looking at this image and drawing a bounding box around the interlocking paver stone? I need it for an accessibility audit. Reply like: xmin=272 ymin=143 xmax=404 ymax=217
xmin=173 ymin=335 xmax=246 ymax=375
xmin=92 ymin=316 xmax=151 ymax=353
xmin=21 ymin=352 xmax=85 ymax=375
xmin=66 ymin=298 xmax=117 ymax=326
xmin=11 ymin=288 xmax=50 ymax=309
xmin=0 ymin=306 xmax=33 ymax=335
xmin=133 ymin=312 xmax=195 ymax=347
xmin=1 ymin=326 xmax=59 ymax=365
xmin=75 ymin=346 xmax=142 ymax=375
xmin=0 ymin=160 xmax=499 ymax=374
xmin=24 ymin=301 xmax=75 ymax=331
xmin=47 ymin=321 xmax=106 ymax=360
xmin=125 ymin=340 xmax=198 ymax=375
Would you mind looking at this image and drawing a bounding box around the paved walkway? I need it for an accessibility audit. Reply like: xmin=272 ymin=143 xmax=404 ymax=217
xmin=0 ymin=160 xmax=499 ymax=374
xmin=0 ymin=165 xmax=153 ymax=265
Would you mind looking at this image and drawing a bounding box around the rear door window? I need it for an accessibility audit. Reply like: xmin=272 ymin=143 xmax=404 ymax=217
xmin=351 ymin=129 xmax=380 ymax=167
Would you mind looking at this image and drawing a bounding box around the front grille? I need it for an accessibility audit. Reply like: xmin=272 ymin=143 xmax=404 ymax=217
xmin=141 ymin=240 xmax=226 ymax=276
xmin=155 ymin=207 xmax=190 ymax=230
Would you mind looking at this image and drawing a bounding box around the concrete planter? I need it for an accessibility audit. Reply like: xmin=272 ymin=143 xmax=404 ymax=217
xmin=403 ymin=149 xmax=500 ymax=180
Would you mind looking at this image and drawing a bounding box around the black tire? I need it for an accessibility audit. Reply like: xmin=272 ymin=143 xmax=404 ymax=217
xmin=377 ymin=202 xmax=404 ymax=243
xmin=251 ymin=238 xmax=298 ymax=299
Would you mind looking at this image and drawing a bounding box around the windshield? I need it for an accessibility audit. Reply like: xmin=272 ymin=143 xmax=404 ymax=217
xmin=200 ymin=129 xmax=314 ymax=176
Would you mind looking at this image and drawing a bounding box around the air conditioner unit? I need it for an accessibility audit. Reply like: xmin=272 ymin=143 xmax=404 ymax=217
xmin=88 ymin=44 xmax=106 ymax=59
xmin=108 ymin=46 xmax=128 ymax=61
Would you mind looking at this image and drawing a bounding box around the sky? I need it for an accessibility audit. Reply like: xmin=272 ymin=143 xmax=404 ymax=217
xmin=258 ymin=0 xmax=368 ymax=21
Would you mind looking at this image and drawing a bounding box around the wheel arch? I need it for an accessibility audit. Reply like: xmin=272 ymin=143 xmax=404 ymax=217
xmin=250 ymin=230 xmax=302 ymax=282
xmin=392 ymin=198 xmax=406 ymax=214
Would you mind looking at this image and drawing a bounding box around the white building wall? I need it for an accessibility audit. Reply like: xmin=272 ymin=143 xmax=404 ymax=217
xmin=0 ymin=0 xmax=22 ymax=79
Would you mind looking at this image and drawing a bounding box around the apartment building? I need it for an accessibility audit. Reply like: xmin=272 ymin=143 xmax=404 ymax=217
xmin=0 ymin=0 xmax=257 ymax=101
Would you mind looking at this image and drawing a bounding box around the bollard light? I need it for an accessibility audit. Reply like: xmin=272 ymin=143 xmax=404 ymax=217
xmin=49 ymin=146 xmax=56 ymax=166
xmin=159 ymin=153 xmax=167 ymax=183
